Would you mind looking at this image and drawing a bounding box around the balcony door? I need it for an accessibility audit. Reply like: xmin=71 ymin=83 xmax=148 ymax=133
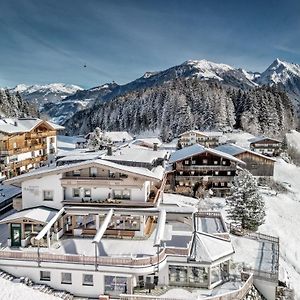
xmin=11 ymin=224 xmax=21 ymax=247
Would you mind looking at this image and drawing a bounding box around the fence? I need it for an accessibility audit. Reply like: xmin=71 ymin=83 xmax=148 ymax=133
xmin=120 ymin=273 xmax=253 ymax=300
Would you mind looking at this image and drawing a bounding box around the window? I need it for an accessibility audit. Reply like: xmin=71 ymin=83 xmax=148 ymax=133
xmin=221 ymin=182 xmax=225 ymax=187
xmin=73 ymin=170 xmax=80 ymax=176
xmin=227 ymin=171 xmax=231 ymax=176
xmin=84 ymin=189 xmax=91 ymax=198
xmin=104 ymin=276 xmax=127 ymax=295
xmin=184 ymin=160 xmax=189 ymax=165
xmin=112 ymin=190 xmax=130 ymax=200
xmin=214 ymin=160 xmax=218 ymax=165
xmin=222 ymin=160 xmax=227 ymax=165
xmin=61 ymin=272 xmax=72 ymax=284
xmin=90 ymin=167 xmax=97 ymax=177
xmin=202 ymin=159 xmax=208 ymax=164
xmin=40 ymin=271 xmax=51 ymax=281
xmin=122 ymin=190 xmax=130 ymax=200
xmin=82 ymin=274 xmax=93 ymax=286
xmin=73 ymin=188 xmax=80 ymax=197
xmin=25 ymin=224 xmax=32 ymax=238
xmin=43 ymin=190 xmax=53 ymax=201
xmin=192 ymin=160 xmax=196 ymax=165
xmin=214 ymin=171 xmax=219 ymax=175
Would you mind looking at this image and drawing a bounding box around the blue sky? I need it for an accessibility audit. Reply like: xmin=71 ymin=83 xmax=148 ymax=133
xmin=0 ymin=0 xmax=299 ymax=88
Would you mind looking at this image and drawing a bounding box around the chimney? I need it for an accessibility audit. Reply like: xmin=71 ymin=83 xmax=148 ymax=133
xmin=107 ymin=144 xmax=112 ymax=156
xmin=153 ymin=142 xmax=158 ymax=151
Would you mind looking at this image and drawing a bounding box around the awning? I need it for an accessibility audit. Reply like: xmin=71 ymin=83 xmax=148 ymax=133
xmin=0 ymin=207 xmax=58 ymax=224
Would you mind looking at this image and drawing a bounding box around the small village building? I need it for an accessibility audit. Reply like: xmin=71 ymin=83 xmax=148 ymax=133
xmin=0 ymin=184 xmax=21 ymax=214
xmin=249 ymin=136 xmax=282 ymax=156
xmin=178 ymin=130 xmax=223 ymax=148
xmin=167 ymin=144 xmax=245 ymax=197
xmin=0 ymin=118 xmax=64 ymax=178
xmin=216 ymin=144 xmax=276 ymax=177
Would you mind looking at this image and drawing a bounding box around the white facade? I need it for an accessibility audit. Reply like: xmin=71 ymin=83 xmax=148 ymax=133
xmin=22 ymin=174 xmax=64 ymax=210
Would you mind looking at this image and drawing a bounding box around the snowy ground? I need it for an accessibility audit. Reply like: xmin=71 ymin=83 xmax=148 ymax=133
xmin=0 ymin=277 xmax=59 ymax=300
xmin=260 ymin=159 xmax=300 ymax=298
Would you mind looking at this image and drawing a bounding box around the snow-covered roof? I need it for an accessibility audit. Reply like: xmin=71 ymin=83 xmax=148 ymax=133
xmin=131 ymin=137 xmax=162 ymax=148
xmin=0 ymin=184 xmax=21 ymax=204
xmin=0 ymin=118 xmax=62 ymax=134
xmin=249 ymin=136 xmax=282 ymax=144
xmin=102 ymin=146 xmax=169 ymax=164
xmin=169 ymin=144 xmax=245 ymax=165
xmin=45 ymin=121 xmax=65 ymax=131
xmin=0 ymin=206 xmax=58 ymax=224
xmin=103 ymin=131 xmax=133 ymax=143
xmin=189 ymin=232 xmax=234 ymax=263
xmin=4 ymin=159 xmax=164 ymax=185
xmin=215 ymin=144 xmax=276 ymax=161
xmin=179 ymin=130 xmax=223 ymax=138
xmin=195 ymin=213 xmax=227 ymax=234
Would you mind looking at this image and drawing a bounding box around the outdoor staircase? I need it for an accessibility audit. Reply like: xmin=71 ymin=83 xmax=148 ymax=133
xmin=0 ymin=269 xmax=74 ymax=300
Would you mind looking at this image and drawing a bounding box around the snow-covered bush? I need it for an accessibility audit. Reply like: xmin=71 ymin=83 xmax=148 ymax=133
xmin=226 ymin=170 xmax=265 ymax=231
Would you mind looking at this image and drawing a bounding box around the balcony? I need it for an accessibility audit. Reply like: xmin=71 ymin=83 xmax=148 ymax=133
xmin=178 ymin=165 xmax=235 ymax=171
xmin=61 ymin=175 xmax=123 ymax=186
xmin=176 ymin=175 xmax=234 ymax=183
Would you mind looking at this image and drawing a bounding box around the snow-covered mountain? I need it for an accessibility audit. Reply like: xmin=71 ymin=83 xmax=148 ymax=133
xmin=257 ymin=59 xmax=300 ymax=112
xmin=10 ymin=83 xmax=83 ymax=106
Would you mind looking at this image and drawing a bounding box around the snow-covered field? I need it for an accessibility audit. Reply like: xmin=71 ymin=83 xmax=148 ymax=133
xmin=0 ymin=277 xmax=59 ymax=300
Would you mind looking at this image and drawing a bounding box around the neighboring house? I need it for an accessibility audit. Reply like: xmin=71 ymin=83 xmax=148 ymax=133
xmin=216 ymin=144 xmax=276 ymax=177
xmin=0 ymin=184 xmax=21 ymax=214
xmin=0 ymin=118 xmax=64 ymax=178
xmin=167 ymin=144 xmax=245 ymax=197
xmin=85 ymin=131 xmax=133 ymax=146
xmin=178 ymin=130 xmax=223 ymax=148
xmin=249 ymin=137 xmax=282 ymax=156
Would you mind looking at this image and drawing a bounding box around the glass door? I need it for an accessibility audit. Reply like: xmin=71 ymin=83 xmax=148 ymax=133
xmin=11 ymin=224 xmax=21 ymax=247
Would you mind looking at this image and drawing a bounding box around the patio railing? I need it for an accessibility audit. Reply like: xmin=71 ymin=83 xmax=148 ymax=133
xmin=120 ymin=273 xmax=253 ymax=300
xmin=0 ymin=246 xmax=188 ymax=268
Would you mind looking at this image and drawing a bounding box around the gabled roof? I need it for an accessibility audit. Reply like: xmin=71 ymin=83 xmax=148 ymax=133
xmin=4 ymin=159 xmax=164 ymax=186
xmin=169 ymin=144 xmax=245 ymax=165
xmin=248 ymin=136 xmax=282 ymax=144
xmin=189 ymin=232 xmax=234 ymax=263
xmin=0 ymin=118 xmax=62 ymax=134
xmin=215 ymin=144 xmax=276 ymax=162
xmin=0 ymin=206 xmax=58 ymax=224
xmin=179 ymin=130 xmax=223 ymax=138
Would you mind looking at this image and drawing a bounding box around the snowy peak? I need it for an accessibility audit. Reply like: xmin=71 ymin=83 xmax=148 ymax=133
xmin=10 ymin=83 xmax=83 ymax=106
xmin=258 ymin=58 xmax=300 ymax=85
xmin=11 ymin=83 xmax=83 ymax=95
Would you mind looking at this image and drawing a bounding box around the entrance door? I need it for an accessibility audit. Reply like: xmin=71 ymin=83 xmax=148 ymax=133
xmin=11 ymin=224 xmax=21 ymax=247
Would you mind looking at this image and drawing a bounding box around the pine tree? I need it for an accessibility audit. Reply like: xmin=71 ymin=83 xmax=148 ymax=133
xmin=226 ymin=170 xmax=265 ymax=231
